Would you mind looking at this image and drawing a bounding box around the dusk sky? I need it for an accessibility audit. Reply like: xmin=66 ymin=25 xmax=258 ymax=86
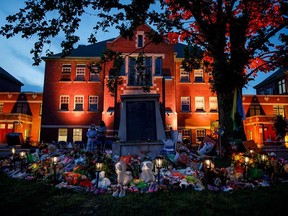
xmin=0 ymin=1 xmax=284 ymax=94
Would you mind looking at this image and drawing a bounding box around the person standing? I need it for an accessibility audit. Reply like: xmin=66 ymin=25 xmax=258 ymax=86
xmin=86 ymin=124 xmax=97 ymax=152
xmin=97 ymin=120 xmax=107 ymax=153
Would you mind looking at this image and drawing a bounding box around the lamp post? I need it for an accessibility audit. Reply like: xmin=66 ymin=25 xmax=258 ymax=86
xmin=19 ymin=151 xmax=26 ymax=172
xmin=95 ymin=160 xmax=104 ymax=189
xmin=51 ymin=156 xmax=58 ymax=184
xmin=243 ymin=155 xmax=250 ymax=181
xmin=11 ymin=148 xmax=16 ymax=169
xmin=155 ymin=155 xmax=164 ymax=185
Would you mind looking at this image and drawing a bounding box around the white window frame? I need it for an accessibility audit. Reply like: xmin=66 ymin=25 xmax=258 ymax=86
xmin=209 ymin=97 xmax=218 ymax=112
xmin=196 ymin=129 xmax=206 ymax=143
xmin=76 ymin=64 xmax=86 ymax=81
xmin=89 ymin=96 xmax=98 ymax=111
xmin=60 ymin=95 xmax=69 ymax=110
xmin=74 ymin=95 xmax=84 ymax=111
xmin=195 ymin=96 xmax=205 ymax=111
xmin=194 ymin=69 xmax=204 ymax=82
xmin=180 ymin=69 xmax=190 ymax=82
xmin=181 ymin=97 xmax=190 ymax=112
xmin=61 ymin=64 xmax=71 ymax=80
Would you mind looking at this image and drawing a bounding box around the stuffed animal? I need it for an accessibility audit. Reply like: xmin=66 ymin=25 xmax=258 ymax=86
xmin=93 ymin=171 xmax=111 ymax=189
xmin=140 ymin=161 xmax=155 ymax=183
xmin=113 ymin=160 xmax=133 ymax=197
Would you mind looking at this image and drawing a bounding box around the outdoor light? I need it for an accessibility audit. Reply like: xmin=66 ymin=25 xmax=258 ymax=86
xmin=261 ymin=153 xmax=266 ymax=163
xmin=249 ymin=150 xmax=254 ymax=155
xmin=10 ymin=147 xmax=16 ymax=169
xmin=51 ymin=156 xmax=58 ymax=184
xmin=11 ymin=147 xmax=16 ymax=155
xmin=243 ymin=155 xmax=250 ymax=181
xmin=205 ymin=159 xmax=212 ymax=170
xmin=155 ymin=155 xmax=164 ymax=185
xmin=19 ymin=151 xmax=26 ymax=172
xmin=95 ymin=159 xmax=104 ymax=189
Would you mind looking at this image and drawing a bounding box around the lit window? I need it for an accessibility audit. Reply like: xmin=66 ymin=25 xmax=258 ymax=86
xmin=278 ymin=79 xmax=286 ymax=94
xmin=74 ymin=96 xmax=84 ymax=111
xmin=195 ymin=97 xmax=205 ymax=112
xmin=0 ymin=124 xmax=5 ymax=129
xmin=194 ymin=69 xmax=204 ymax=82
xmin=89 ymin=96 xmax=98 ymax=111
xmin=196 ymin=129 xmax=206 ymax=143
xmin=273 ymin=105 xmax=285 ymax=117
xmin=58 ymin=128 xmax=67 ymax=142
xmin=75 ymin=64 xmax=86 ymax=81
xmin=73 ymin=128 xmax=82 ymax=142
xmin=60 ymin=96 xmax=69 ymax=110
xmin=209 ymin=97 xmax=218 ymax=112
xmin=61 ymin=64 xmax=71 ymax=81
xmin=181 ymin=97 xmax=190 ymax=112
xmin=180 ymin=69 xmax=190 ymax=82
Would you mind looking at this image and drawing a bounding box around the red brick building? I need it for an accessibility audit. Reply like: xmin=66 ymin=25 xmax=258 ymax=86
xmin=40 ymin=24 xmax=219 ymax=145
xmin=243 ymin=67 xmax=288 ymax=147
xmin=0 ymin=67 xmax=42 ymax=145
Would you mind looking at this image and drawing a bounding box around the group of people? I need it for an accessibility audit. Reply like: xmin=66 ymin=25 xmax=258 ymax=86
xmin=86 ymin=120 xmax=107 ymax=153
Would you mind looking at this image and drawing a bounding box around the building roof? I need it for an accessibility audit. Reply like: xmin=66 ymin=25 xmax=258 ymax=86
xmin=0 ymin=67 xmax=24 ymax=86
xmin=43 ymin=39 xmax=187 ymax=60
xmin=254 ymin=67 xmax=288 ymax=89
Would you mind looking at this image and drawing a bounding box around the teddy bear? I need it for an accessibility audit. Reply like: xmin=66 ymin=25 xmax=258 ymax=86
xmin=92 ymin=171 xmax=111 ymax=194
xmin=140 ymin=160 xmax=155 ymax=183
xmin=112 ymin=160 xmax=133 ymax=197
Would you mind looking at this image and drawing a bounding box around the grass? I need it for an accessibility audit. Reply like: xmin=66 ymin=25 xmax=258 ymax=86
xmin=1 ymin=172 xmax=288 ymax=216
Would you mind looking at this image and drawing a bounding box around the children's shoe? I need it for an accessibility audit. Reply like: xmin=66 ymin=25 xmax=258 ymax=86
xmin=112 ymin=188 xmax=119 ymax=197
xmin=118 ymin=189 xmax=125 ymax=197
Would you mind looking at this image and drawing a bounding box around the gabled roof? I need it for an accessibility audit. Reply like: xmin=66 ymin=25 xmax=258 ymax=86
xmin=254 ymin=67 xmax=288 ymax=89
xmin=0 ymin=67 xmax=24 ymax=86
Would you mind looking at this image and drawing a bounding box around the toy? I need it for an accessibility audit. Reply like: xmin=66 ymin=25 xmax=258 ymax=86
xmin=113 ymin=160 xmax=133 ymax=197
xmin=140 ymin=160 xmax=155 ymax=183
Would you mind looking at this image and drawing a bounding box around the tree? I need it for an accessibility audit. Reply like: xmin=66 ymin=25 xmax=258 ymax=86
xmin=1 ymin=0 xmax=287 ymax=140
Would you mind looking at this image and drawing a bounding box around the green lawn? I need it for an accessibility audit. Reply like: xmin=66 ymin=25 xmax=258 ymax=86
xmin=1 ymin=173 xmax=288 ymax=216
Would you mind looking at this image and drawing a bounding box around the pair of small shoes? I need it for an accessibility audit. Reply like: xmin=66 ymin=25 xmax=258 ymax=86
xmin=148 ymin=183 xmax=158 ymax=193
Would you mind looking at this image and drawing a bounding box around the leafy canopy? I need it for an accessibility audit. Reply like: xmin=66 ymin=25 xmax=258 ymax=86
xmin=0 ymin=0 xmax=287 ymax=91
